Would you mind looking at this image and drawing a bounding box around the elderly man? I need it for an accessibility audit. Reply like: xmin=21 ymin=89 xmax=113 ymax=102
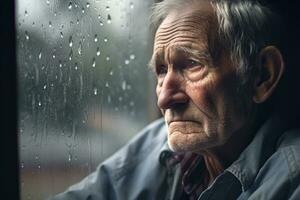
xmin=51 ymin=0 xmax=300 ymax=199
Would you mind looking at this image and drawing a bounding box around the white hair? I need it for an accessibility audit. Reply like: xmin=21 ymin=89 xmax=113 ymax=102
xmin=150 ymin=0 xmax=282 ymax=85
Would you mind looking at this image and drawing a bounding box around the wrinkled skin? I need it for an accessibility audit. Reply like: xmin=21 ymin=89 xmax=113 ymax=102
xmin=152 ymin=3 xmax=253 ymax=166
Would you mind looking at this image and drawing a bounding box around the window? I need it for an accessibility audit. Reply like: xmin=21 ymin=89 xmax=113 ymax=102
xmin=17 ymin=0 xmax=158 ymax=199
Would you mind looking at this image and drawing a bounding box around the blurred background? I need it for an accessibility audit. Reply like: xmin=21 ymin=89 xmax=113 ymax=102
xmin=16 ymin=0 xmax=159 ymax=199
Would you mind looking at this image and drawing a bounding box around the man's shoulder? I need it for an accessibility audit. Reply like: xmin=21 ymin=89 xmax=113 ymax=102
xmin=102 ymin=117 xmax=167 ymax=177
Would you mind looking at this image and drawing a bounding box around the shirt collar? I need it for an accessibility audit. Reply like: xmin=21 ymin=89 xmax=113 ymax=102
xmin=226 ymin=114 xmax=287 ymax=191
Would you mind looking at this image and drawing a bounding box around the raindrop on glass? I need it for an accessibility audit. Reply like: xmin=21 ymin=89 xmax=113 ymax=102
xmin=74 ymin=63 xmax=78 ymax=70
xmin=82 ymin=7 xmax=85 ymax=14
xmin=107 ymin=14 xmax=112 ymax=24
xmin=130 ymin=2 xmax=134 ymax=9
xmin=21 ymin=162 xmax=25 ymax=169
xmin=49 ymin=21 xmax=52 ymax=28
xmin=94 ymin=88 xmax=98 ymax=95
xmin=106 ymin=6 xmax=110 ymax=11
xmin=130 ymin=54 xmax=135 ymax=60
xmin=104 ymin=37 xmax=108 ymax=43
xmin=78 ymin=42 xmax=82 ymax=55
xmin=43 ymin=85 xmax=47 ymax=90
xmin=59 ymin=61 xmax=63 ymax=68
xmin=99 ymin=21 xmax=104 ymax=26
xmin=98 ymin=14 xmax=101 ymax=19
xmin=69 ymin=50 xmax=73 ymax=61
xmin=38 ymin=102 xmax=42 ymax=106
xmin=38 ymin=51 xmax=42 ymax=60
xmin=86 ymin=2 xmax=90 ymax=8
xmin=75 ymin=2 xmax=78 ymax=8
xmin=60 ymin=32 xmax=64 ymax=38
xmin=122 ymin=81 xmax=126 ymax=90
xmin=25 ymin=10 xmax=28 ymax=17
xmin=25 ymin=31 xmax=29 ymax=40
xmin=68 ymin=2 xmax=72 ymax=10
xmin=46 ymin=0 xmax=50 ymax=5
xmin=92 ymin=58 xmax=96 ymax=67
xmin=68 ymin=153 xmax=72 ymax=162
xmin=37 ymin=165 xmax=41 ymax=169
xmin=94 ymin=34 xmax=98 ymax=42
xmin=125 ymin=59 xmax=130 ymax=65
xmin=105 ymin=82 xmax=109 ymax=87
xmin=69 ymin=36 xmax=73 ymax=48
xmin=106 ymin=56 xmax=110 ymax=61
xmin=96 ymin=47 xmax=101 ymax=56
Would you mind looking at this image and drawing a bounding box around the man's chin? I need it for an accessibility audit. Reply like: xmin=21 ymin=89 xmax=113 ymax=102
xmin=167 ymin=132 xmax=211 ymax=153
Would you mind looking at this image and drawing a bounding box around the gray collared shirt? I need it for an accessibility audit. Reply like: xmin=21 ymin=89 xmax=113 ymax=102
xmin=50 ymin=115 xmax=300 ymax=200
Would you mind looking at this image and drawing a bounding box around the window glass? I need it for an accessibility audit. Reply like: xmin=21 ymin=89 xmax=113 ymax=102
xmin=17 ymin=0 xmax=157 ymax=199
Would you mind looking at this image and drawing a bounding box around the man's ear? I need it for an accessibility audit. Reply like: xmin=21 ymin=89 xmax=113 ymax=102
xmin=252 ymin=46 xmax=285 ymax=104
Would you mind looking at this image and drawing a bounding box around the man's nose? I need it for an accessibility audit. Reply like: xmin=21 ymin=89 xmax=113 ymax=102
xmin=157 ymin=70 xmax=188 ymax=109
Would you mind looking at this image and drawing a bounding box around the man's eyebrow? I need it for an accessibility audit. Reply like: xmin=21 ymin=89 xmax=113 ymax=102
xmin=174 ymin=46 xmax=211 ymax=59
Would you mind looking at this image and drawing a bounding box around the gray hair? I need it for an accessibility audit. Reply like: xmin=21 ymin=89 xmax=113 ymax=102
xmin=150 ymin=0 xmax=282 ymax=85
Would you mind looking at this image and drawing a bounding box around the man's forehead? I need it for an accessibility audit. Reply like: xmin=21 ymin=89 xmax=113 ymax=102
xmin=153 ymin=2 xmax=216 ymax=52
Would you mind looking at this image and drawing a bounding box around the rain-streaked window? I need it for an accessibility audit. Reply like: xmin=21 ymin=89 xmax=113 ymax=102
xmin=17 ymin=0 xmax=158 ymax=199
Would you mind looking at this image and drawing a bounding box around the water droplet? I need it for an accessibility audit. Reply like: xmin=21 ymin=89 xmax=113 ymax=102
xmin=68 ymin=153 xmax=72 ymax=162
xmin=43 ymin=85 xmax=47 ymax=90
xmin=38 ymin=51 xmax=42 ymax=59
xmin=105 ymin=82 xmax=109 ymax=87
xmin=38 ymin=102 xmax=42 ymax=106
xmin=68 ymin=2 xmax=72 ymax=10
xmin=106 ymin=56 xmax=110 ymax=61
xmin=76 ymin=19 xmax=80 ymax=24
xmin=74 ymin=63 xmax=78 ymax=70
xmin=98 ymin=15 xmax=101 ymax=19
xmin=25 ymin=31 xmax=29 ymax=40
xmin=130 ymin=101 xmax=135 ymax=106
xmin=35 ymin=155 xmax=39 ymax=160
xmin=69 ymin=50 xmax=73 ymax=60
xmin=107 ymin=14 xmax=112 ymax=24
xmin=21 ymin=162 xmax=24 ymax=169
xmin=94 ymin=88 xmax=98 ymax=95
xmin=60 ymin=32 xmax=63 ymax=38
xmin=96 ymin=47 xmax=101 ymax=56
xmin=46 ymin=0 xmax=50 ymax=5
xmin=122 ymin=81 xmax=126 ymax=90
xmin=78 ymin=42 xmax=82 ymax=55
xmin=49 ymin=21 xmax=52 ymax=28
xmin=59 ymin=61 xmax=62 ymax=68
xmin=82 ymin=7 xmax=85 ymax=13
xmin=94 ymin=34 xmax=98 ymax=42
xmin=100 ymin=21 xmax=104 ymax=26
xmin=75 ymin=2 xmax=78 ymax=8
xmin=52 ymin=53 xmax=56 ymax=59
xmin=106 ymin=6 xmax=110 ymax=11
xmin=125 ymin=59 xmax=130 ymax=65
xmin=86 ymin=2 xmax=90 ymax=8
xmin=37 ymin=165 xmax=41 ymax=169
xmin=104 ymin=37 xmax=108 ymax=42
xmin=130 ymin=54 xmax=135 ymax=60
xmin=69 ymin=36 xmax=73 ymax=48
xmin=130 ymin=2 xmax=134 ymax=9
xmin=92 ymin=58 xmax=96 ymax=67
xmin=25 ymin=10 xmax=28 ymax=17
xmin=109 ymin=70 xmax=113 ymax=75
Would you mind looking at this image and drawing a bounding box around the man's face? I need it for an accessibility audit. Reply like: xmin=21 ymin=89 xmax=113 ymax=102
xmin=152 ymin=4 xmax=250 ymax=153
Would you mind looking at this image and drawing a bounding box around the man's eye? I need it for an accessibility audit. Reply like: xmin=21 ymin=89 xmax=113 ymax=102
xmin=156 ymin=65 xmax=167 ymax=75
xmin=186 ymin=59 xmax=203 ymax=68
